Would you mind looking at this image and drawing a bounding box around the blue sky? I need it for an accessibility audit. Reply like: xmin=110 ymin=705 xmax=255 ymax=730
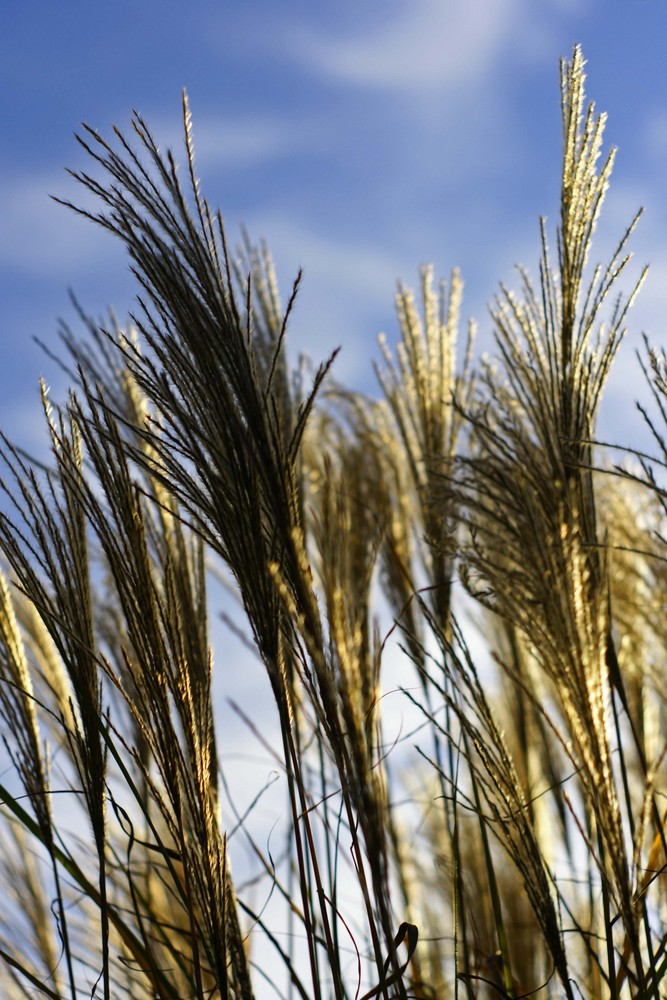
xmin=2 ymin=1 xmax=667 ymax=451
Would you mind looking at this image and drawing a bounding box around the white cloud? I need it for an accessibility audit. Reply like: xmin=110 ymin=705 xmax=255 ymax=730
xmin=0 ymin=171 xmax=124 ymax=277
xmin=642 ymin=109 xmax=667 ymax=167
xmin=0 ymin=102 xmax=330 ymax=282
xmin=241 ymin=211 xmax=413 ymax=385
xmin=195 ymin=115 xmax=328 ymax=169
xmin=0 ymin=111 xmax=319 ymax=282
xmin=288 ymin=0 xmax=522 ymax=94
xmin=125 ymin=107 xmax=330 ymax=173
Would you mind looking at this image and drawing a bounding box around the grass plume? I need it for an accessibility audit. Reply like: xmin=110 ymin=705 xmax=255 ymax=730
xmin=0 ymin=45 xmax=665 ymax=999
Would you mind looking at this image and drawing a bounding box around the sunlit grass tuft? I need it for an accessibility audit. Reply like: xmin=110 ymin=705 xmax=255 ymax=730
xmin=0 ymin=44 xmax=665 ymax=999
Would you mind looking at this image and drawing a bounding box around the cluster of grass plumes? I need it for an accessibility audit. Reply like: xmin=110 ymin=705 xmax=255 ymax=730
xmin=1 ymin=44 xmax=667 ymax=998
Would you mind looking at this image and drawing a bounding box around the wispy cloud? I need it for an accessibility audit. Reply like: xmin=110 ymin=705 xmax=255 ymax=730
xmin=123 ymin=108 xmax=331 ymax=173
xmin=287 ymin=0 xmax=523 ymax=95
xmin=0 ymin=106 xmax=326 ymax=281
xmin=196 ymin=115 xmax=330 ymax=169
xmin=0 ymin=172 xmax=123 ymax=277
xmin=241 ymin=210 xmax=414 ymax=385
xmin=641 ymin=109 xmax=667 ymax=172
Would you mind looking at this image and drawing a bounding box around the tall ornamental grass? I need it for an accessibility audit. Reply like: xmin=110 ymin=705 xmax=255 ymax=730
xmin=0 ymin=45 xmax=665 ymax=998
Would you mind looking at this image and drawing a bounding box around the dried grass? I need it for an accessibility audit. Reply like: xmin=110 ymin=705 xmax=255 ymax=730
xmin=0 ymin=45 xmax=664 ymax=999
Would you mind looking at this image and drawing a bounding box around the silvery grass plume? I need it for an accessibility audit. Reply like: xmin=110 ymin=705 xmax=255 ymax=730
xmin=49 ymin=89 xmax=411 ymax=999
xmin=0 ymin=359 xmax=253 ymax=998
xmin=448 ymin=45 xmax=663 ymax=999
xmin=0 ymin=41 xmax=664 ymax=1000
